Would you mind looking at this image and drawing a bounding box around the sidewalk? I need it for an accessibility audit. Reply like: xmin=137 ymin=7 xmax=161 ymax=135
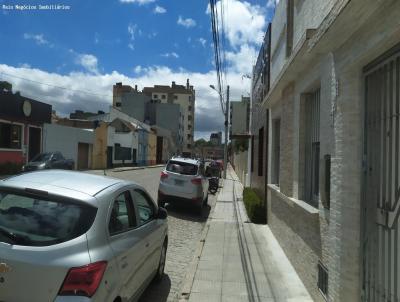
xmin=180 ymin=165 xmax=313 ymax=302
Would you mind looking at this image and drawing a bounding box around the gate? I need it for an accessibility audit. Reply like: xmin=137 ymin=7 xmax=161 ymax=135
xmin=362 ymin=45 xmax=400 ymax=302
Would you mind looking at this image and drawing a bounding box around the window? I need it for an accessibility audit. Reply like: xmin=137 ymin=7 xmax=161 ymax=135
xmin=0 ymin=190 xmax=96 ymax=246
xmin=167 ymin=160 xmax=198 ymax=175
xmin=318 ymin=261 xmax=328 ymax=299
xmin=187 ymin=134 xmax=191 ymax=140
xmin=188 ymin=115 xmax=192 ymax=121
xmin=154 ymin=94 xmax=158 ymax=99
xmin=174 ymin=95 xmax=178 ymax=100
xmin=188 ymin=96 xmax=192 ymax=102
xmin=0 ymin=122 xmax=22 ymax=149
xmin=109 ymin=191 xmax=135 ymax=235
xmin=132 ymin=189 xmax=155 ymax=225
xmin=304 ymin=89 xmax=320 ymax=206
xmin=52 ymin=152 xmax=63 ymax=161
xmin=188 ymin=125 xmax=192 ymax=130
xmin=161 ymin=94 xmax=166 ymax=99
xmin=250 ymin=135 xmax=254 ymax=172
xmin=272 ymin=119 xmax=280 ymax=185
xmin=258 ymin=127 xmax=264 ymax=176
xmin=188 ymin=106 xmax=192 ymax=111
xmin=116 ymin=102 xmax=121 ymax=107
xmin=187 ymin=144 xmax=191 ymax=149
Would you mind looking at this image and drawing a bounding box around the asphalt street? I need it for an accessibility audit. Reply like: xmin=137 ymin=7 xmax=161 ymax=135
xmin=88 ymin=167 xmax=217 ymax=302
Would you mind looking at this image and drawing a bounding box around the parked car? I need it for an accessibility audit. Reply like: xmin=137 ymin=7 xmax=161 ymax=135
xmin=22 ymin=152 xmax=74 ymax=172
xmin=158 ymin=156 xmax=209 ymax=214
xmin=0 ymin=170 xmax=168 ymax=302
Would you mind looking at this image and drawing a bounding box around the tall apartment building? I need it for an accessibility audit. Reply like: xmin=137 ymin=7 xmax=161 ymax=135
xmin=210 ymin=132 xmax=222 ymax=145
xmin=112 ymin=82 xmax=184 ymax=153
xmin=143 ymin=79 xmax=195 ymax=155
xmin=113 ymin=83 xmax=149 ymax=122
xmin=249 ymin=0 xmax=400 ymax=301
xmin=230 ymin=96 xmax=250 ymax=137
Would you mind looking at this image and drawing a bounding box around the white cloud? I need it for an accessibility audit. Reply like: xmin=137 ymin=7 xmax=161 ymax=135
xmin=0 ymin=64 xmax=250 ymax=139
xmin=134 ymin=65 xmax=143 ymax=74
xmin=198 ymin=38 xmax=207 ymax=47
xmin=128 ymin=23 xmax=138 ymax=41
xmin=18 ymin=63 xmax=31 ymax=69
xmin=153 ymin=5 xmax=166 ymax=14
xmin=206 ymin=0 xmax=266 ymax=48
xmin=128 ymin=43 xmax=134 ymax=50
xmin=226 ymin=44 xmax=257 ymax=74
xmin=119 ymin=0 xmax=155 ymax=5
xmin=161 ymin=52 xmax=179 ymax=58
xmin=23 ymin=33 xmax=53 ymax=47
xmin=177 ymin=16 xmax=196 ymax=28
xmin=76 ymin=54 xmax=99 ymax=74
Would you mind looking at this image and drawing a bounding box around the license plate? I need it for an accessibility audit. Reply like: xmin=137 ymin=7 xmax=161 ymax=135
xmin=175 ymin=179 xmax=184 ymax=186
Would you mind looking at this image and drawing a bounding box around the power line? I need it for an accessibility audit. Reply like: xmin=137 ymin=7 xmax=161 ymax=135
xmin=0 ymin=71 xmax=113 ymax=98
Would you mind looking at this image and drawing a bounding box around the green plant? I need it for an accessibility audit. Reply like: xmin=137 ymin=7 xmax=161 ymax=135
xmin=0 ymin=161 xmax=23 ymax=175
xmin=242 ymin=187 xmax=266 ymax=224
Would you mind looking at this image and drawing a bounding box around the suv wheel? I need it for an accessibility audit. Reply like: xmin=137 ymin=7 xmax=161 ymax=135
xmin=158 ymin=200 xmax=165 ymax=207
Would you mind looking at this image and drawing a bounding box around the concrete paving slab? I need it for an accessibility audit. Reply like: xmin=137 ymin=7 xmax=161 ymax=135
xmin=191 ymin=280 xmax=222 ymax=295
xmin=194 ymin=269 xmax=223 ymax=282
xmin=188 ymin=293 xmax=221 ymax=302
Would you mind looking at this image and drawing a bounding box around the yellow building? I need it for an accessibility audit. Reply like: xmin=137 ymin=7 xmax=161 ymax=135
xmin=92 ymin=122 xmax=108 ymax=169
xmin=147 ymin=129 xmax=157 ymax=166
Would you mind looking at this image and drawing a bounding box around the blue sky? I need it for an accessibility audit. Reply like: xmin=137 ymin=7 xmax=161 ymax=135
xmin=0 ymin=0 xmax=275 ymax=139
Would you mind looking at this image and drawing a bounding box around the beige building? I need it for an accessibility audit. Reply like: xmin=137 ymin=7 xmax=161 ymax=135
xmin=143 ymin=79 xmax=195 ymax=155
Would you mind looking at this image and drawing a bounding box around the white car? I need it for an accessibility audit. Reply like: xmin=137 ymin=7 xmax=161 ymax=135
xmin=157 ymin=157 xmax=209 ymax=214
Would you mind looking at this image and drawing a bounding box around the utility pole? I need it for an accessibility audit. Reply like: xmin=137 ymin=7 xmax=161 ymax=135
xmin=224 ymin=85 xmax=229 ymax=179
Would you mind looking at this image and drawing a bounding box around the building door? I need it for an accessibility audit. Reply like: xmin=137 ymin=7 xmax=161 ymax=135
xmin=362 ymin=45 xmax=400 ymax=302
xmin=77 ymin=143 xmax=89 ymax=170
xmin=28 ymin=127 xmax=41 ymax=162
xmin=156 ymin=136 xmax=163 ymax=164
xmin=107 ymin=146 xmax=113 ymax=169
xmin=132 ymin=148 xmax=137 ymax=165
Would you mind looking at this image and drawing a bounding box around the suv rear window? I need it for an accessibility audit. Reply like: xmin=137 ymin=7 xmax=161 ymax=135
xmin=0 ymin=190 xmax=97 ymax=246
xmin=166 ymin=160 xmax=198 ymax=175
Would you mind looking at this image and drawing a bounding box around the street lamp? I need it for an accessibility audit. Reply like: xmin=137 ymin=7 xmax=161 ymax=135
xmin=209 ymin=84 xmax=229 ymax=179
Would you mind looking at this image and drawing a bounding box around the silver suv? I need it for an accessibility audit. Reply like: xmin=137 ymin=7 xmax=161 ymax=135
xmin=158 ymin=157 xmax=209 ymax=214
xmin=0 ymin=170 xmax=168 ymax=302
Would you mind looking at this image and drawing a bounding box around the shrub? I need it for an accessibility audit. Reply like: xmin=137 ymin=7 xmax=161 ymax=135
xmin=0 ymin=161 xmax=23 ymax=175
xmin=243 ymin=187 xmax=266 ymax=224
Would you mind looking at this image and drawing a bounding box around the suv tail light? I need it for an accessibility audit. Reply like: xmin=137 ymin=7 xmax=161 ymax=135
xmin=59 ymin=261 xmax=107 ymax=297
xmin=191 ymin=177 xmax=202 ymax=185
xmin=160 ymin=171 xmax=168 ymax=180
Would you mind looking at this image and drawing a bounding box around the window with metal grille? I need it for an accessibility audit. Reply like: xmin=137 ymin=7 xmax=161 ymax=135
xmin=304 ymin=89 xmax=320 ymax=207
xmin=272 ymin=119 xmax=280 ymax=185
xmin=258 ymin=127 xmax=264 ymax=176
xmin=251 ymin=135 xmax=254 ymax=173
xmin=317 ymin=261 xmax=328 ymax=299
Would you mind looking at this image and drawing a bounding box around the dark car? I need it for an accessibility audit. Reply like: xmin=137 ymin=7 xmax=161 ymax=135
xmin=22 ymin=152 xmax=74 ymax=172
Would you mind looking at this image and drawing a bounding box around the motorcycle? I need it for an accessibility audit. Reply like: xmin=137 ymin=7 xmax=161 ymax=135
xmin=208 ymin=176 xmax=219 ymax=194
